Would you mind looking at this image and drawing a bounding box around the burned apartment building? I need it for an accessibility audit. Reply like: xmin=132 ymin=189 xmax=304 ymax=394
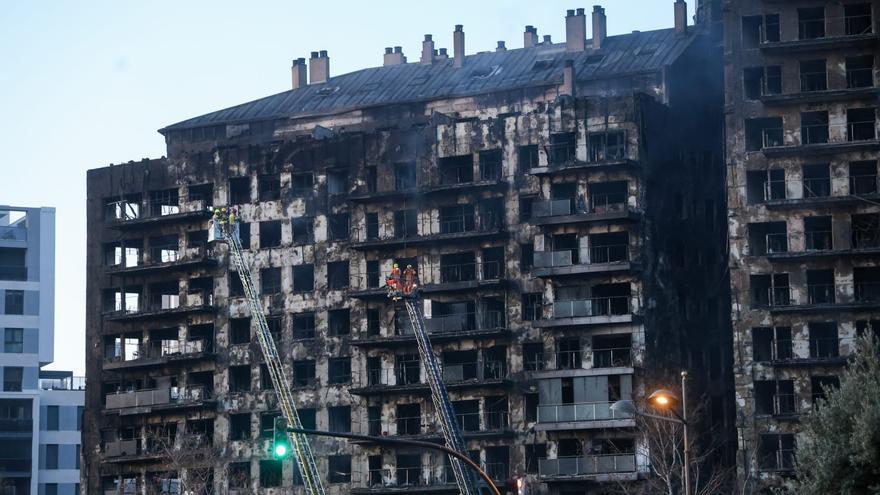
xmin=724 ymin=0 xmax=880 ymax=491
xmin=83 ymin=3 xmax=732 ymax=494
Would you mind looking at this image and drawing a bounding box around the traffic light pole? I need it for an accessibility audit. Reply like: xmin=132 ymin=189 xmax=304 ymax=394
xmin=286 ymin=427 xmax=502 ymax=495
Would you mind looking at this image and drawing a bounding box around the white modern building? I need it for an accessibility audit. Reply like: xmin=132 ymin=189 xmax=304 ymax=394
xmin=1 ymin=205 xmax=83 ymax=495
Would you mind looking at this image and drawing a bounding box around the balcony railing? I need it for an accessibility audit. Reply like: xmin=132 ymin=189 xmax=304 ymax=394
xmin=759 ymin=449 xmax=796 ymax=472
xmin=0 ymin=265 xmax=27 ymax=281
xmin=438 ymin=260 xmax=502 ymax=283
xmin=552 ymin=296 xmax=631 ymax=318
xmin=848 ymin=120 xmax=877 ymax=141
xmin=593 ymin=347 xmax=633 ymax=368
xmin=850 ymin=174 xmax=879 ymax=195
xmin=442 ymin=360 xmax=507 ymax=383
xmin=855 ymin=282 xmax=880 ymax=302
xmin=39 ymin=376 xmax=86 ymax=391
xmin=105 ymin=385 xmax=210 ymax=410
xmin=104 ymin=340 xmax=211 ymax=364
xmin=537 ymin=401 xmax=633 ymax=423
xmin=807 ymin=284 xmax=835 ymax=304
xmin=809 ymin=337 xmax=840 ymax=358
xmin=764 ymin=233 xmax=789 ymax=253
xmin=801 ymin=124 xmax=829 ymax=145
xmin=753 ymin=286 xmax=792 ymax=307
xmin=534 ymin=245 xmax=628 ymax=268
xmin=362 ymin=465 xmax=456 ymax=488
xmin=533 ymin=199 xmax=574 ymax=218
xmin=423 ymin=310 xmax=504 ymax=334
xmin=0 ymin=225 xmax=27 ymax=241
xmin=555 ymin=350 xmax=582 ymax=370
xmin=539 ymin=454 xmax=637 ymax=477
xmin=773 ymin=394 xmax=798 ymax=416
xmin=804 ymin=231 xmax=833 ymax=251
xmin=0 ymin=418 xmax=32 ymax=432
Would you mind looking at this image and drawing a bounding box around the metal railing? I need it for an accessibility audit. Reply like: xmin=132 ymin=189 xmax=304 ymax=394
xmin=845 ymin=14 xmax=873 ymax=36
xmin=532 ymin=199 xmax=573 ymax=217
xmin=0 ymin=265 xmax=27 ymax=281
xmin=552 ymin=296 xmax=632 ymax=318
xmin=762 ymin=128 xmax=784 ymax=148
xmin=546 ymin=142 xmax=577 ymax=165
xmin=593 ymin=347 xmax=633 ymax=368
xmin=482 ymin=462 xmax=509 ymax=481
xmin=798 ymin=18 xmax=825 ymax=40
xmin=847 ymin=68 xmax=875 ymax=88
xmin=437 ymin=260 xmax=503 ymax=283
xmin=809 ymin=337 xmax=840 ymax=358
xmin=104 ymin=340 xmax=210 ymax=363
xmin=591 ymin=244 xmax=629 ymax=263
xmin=855 ymin=282 xmax=880 ymax=302
xmin=760 ymin=450 xmax=795 ymax=472
xmin=39 ymin=376 xmax=86 ymax=391
xmin=538 ymin=454 xmax=637 ymax=477
xmin=537 ymin=401 xmax=633 ymax=423
xmin=764 ymin=233 xmax=789 ymax=254
xmin=752 ymin=286 xmax=792 ymax=307
xmin=555 ymin=350 xmax=582 ymax=370
xmin=0 ymin=225 xmax=27 ymax=241
xmin=0 ymin=418 xmax=32 ymax=432
xmin=773 ymin=394 xmax=797 ymax=416
xmin=848 ymin=120 xmax=877 ymax=141
xmin=362 ymin=466 xmax=458 ymax=488
xmin=799 ymin=71 xmax=827 ymax=92
xmin=423 ymin=310 xmax=505 ymax=334
xmin=807 ymin=284 xmax=835 ymax=304
xmin=590 ymin=193 xmax=628 ymax=213
xmin=442 ymin=360 xmax=507 ymax=383
xmin=105 ymin=385 xmax=210 ymax=409
xmin=849 ymin=174 xmax=878 ymax=195
xmin=362 ymin=367 xmax=422 ymax=388
xmin=801 ymin=124 xmax=829 ymax=145
xmin=534 ymin=245 xmax=628 ymax=268
xmin=804 ymin=231 xmax=833 ymax=251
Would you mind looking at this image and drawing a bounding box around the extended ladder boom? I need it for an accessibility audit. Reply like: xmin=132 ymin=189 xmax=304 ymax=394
xmin=403 ymin=299 xmax=479 ymax=495
xmin=222 ymin=224 xmax=326 ymax=495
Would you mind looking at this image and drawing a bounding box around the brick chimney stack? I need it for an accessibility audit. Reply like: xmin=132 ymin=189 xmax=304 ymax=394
xmin=565 ymin=8 xmax=587 ymax=51
xmin=524 ymin=25 xmax=539 ymax=48
xmin=421 ymin=35 xmax=435 ymax=64
xmin=384 ymin=46 xmax=406 ymax=66
xmin=592 ymin=6 xmax=607 ymax=49
xmin=453 ymin=25 xmax=465 ymax=68
xmin=674 ymin=0 xmax=688 ymax=36
xmin=291 ymin=58 xmax=307 ymax=89
xmin=308 ymin=51 xmax=329 ymax=84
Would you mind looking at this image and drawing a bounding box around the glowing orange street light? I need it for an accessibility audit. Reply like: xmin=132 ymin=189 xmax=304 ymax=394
xmin=647 ymin=389 xmax=679 ymax=409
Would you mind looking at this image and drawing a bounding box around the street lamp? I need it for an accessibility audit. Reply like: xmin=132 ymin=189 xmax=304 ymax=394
xmin=610 ymin=371 xmax=690 ymax=495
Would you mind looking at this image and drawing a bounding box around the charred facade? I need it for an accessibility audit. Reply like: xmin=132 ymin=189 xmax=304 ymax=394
xmin=723 ymin=0 xmax=880 ymax=491
xmin=83 ymin=4 xmax=732 ymax=494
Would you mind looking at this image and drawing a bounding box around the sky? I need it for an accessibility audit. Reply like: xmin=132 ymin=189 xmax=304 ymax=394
xmin=0 ymin=0 xmax=691 ymax=375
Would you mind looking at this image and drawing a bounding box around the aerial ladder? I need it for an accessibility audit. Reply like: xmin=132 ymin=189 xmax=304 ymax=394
xmin=388 ymin=266 xmax=479 ymax=495
xmin=210 ymin=208 xmax=326 ymax=495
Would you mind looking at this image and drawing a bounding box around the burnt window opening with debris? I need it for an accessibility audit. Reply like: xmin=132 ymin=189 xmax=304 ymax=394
xmin=848 ymin=107 xmax=877 ymax=141
xmin=452 ymin=399 xmax=480 ymax=431
xmin=293 ymin=360 xmax=316 ymax=387
xmin=525 ymin=444 xmax=546 ymax=474
xmin=555 ymin=337 xmax=582 ymax=370
xmin=440 ymin=155 xmax=474 ymax=185
xmin=558 ymin=437 xmax=584 ymax=457
xmin=229 ymin=176 xmax=251 ymax=204
xmin=852 ymin=213 xmax=880 ymax=248
xmin=363 ymin=166 xmax=378 ymax=193
xmin=518 ymin=144 xmax=539 ymax=172
xmin=485 ymin=396 xmax=509 ymax=430
xmin=259 ymin=459 xmax=282 ymax=488
xmin=229 ymin=366 xmax=251 ymax=393
xmin=759 ymin=434 xmax=795 ymax=472
xmin=328 ymin=308 xmax=351 ymax=336
xmin=518 ymin=195 xmax=534 ymax=222
xmin=394 ymin=162 xmax=417 ymax=191
xmin=396 ymin=403 xmax=421 ymax=435
xmin=807 ymin=269 xmax=835 ymax=304
xmin=395 ymin=308 xmax=415 ymax=335
xmin=755 ymin=380 xmax=795 ymax=416
xmin=229 ymin=317 xmax=251 ymax=345
xmin=850 ymin=160 xmax=878 ymax=195
xmin=547 ymin=132 xmax=576 ymax=165
xmin=266 ymin=315 xmax=283 ymax=344
xmin=260 ymin=267 xmax=282 ymax=295
xmin=846 ymin=55 xmax=875 ymax=88
xmin=440 ymin=252 xmax=476 ymax=283
xmin=751 ymin=273 xmax=791 ymax=307
xmin=259 ymin=220 xmax=282 ymax=248
xmin=744 ymin=66 xmax=782 ymax=99
xmin=523 ymin=342 xmax=545 ymax=371
xmin=327 ymin=170 xmax=348 ymax=196
xmin=588 ymin=130 xmax=627 ymax=162
xmin=742 ymin=14 xmax=780 ymax=48
xmin=809 ymin=321 xmax=839 ymax=358
xmin=328 ymin=406 xmax=351 ymax=433
xmin=522 ymin=293 xmax=543 ymax=321
xmin=327 ymin=261 xmax=350 ymax=290
xmin=259 ymin=364 xmax=272 ymax=390
xmin=747 ymin=169 xmax=786 ymax=204
xmin=589 ymin=181 xmax=627 ymax=213
xmin=440 ymin=204 xmax=475 ymax=234
xmin=229 ymin=413 xmax=251 ymax=441
xmin=845 ymin=4 xmax=873 ymax=36
xmin=292 ymin=312 xmax=316 ymax=339
xmin=798 ymin=7 xmax=825 ymax=39
xmin=753 ymin=326 xmax=793 ymax=362
xmin=365 ymin=260 xmax=380 ymax=289
xmin=479 ymin=198 xmax=504 ymax=231
xmin=365 ymin=212 xmax=379 ymax=241
xmin=237 ymin=222 xmax=251 ymax=249
xmin=855 ymin=267 xmax=880 ymax=302
xmin=187 ymin=183 xmax=213 ymax=203
xmin=524 ymin=393 xmax=539 ymax=423
xmin=520 ymin=243 xmax=534 ymax=272
xmin=593 ymin=333 xmax=632 ymax=367
xmin=291 ymin=173 xmax=314 ymax=196
xmin=298 ymin=408 xmax=316 ymax=430
xmin=804 ymin=216 xmax=833 ymax=250
xmin=479 ymin=149 xmax=503 ymax=181
xmin=292 ymin=217 xmax=314 ymax=245
xmin=799 ymin=59 xmax=827 ymax=92
xmin=745 ymin=118 xmax=783 ymax=150
xmin=394 ymin=209 xmax=418 ymax=238
xmin=803 ymin=163 xmax=831 ymax=197
xmin=228 ymin=273 xmax=245 ymax=297
xmin=811 ymin=376 xmax=840 ymax=403
xmin=367 ymin=308 xmax=381 ymax=336
xmin=149 ymin=188 xmax=180 ymax=217
xmin=328 ymin=357 xmax=351 ymax=384
xmin=395 ymin=354 xmax=420 ymax=385
xmin=748 ymin=222 xmax=788 ymax=255
xmin=148 ymin=235 xmax=178 ymax=263
xmin=801 ymin=111 xmax=829 ymax=145
xmin=328 ymin=455 xmax=351 ymax=483
xmin=186 ymin=230 xmax=208 ymax=249
xmin=292 ymin=264 xmax=314 ymax=293
xmin=259 ymin=412 xmax=281 ymax=439
xmin=591 ymin=231 xmax=629 ymax=263
xmin=328 ymin=213 xmax=350 ymax=241
xmin=258 ymin=174 xmax=281 ymax=201
xmin=229 ymin=462 xmax=250 ymax=488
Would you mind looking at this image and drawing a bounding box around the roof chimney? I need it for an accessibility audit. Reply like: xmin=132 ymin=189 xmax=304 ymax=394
xmin=496 ymin=40 xmax=507 ymax=52
xmin=561 ymin=59 xmax=575 ymax=96
xmin=436 ymin=48 xmax=449 ymax=60
xmin=543 ymin=35 xmax=553 ymax=44
xmin=524 ymin=25 xmax=539 ymax=48
xmin=565 ymin=8 xmax=586 ymax=51
xmin=592 ymin=6 xmax=607 ymax=49
xmin=421 ymin=34 xmax=435 ymax=64
xmin=453 ymin=25 xmax=465 ymax=68
xmin=674 ymin=0 xmax=688 ymax=36
xmin=291 ymin=57 xmax=307 ymax=89
xmin=309 ymin=51 xmax=329 ymax=84
xmin=384 ymin=46 xmax=406 ymax=66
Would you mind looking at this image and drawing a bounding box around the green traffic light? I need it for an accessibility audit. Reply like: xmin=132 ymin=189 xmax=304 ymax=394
xmin=274 ymin=442 xmax=289 ymax=458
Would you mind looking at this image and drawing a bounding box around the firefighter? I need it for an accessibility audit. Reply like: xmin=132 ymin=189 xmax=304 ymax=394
xmin=388 ymin=263 xmax=402 ymax=292
xmin=403 ymin=264 xmax=417 ymax=296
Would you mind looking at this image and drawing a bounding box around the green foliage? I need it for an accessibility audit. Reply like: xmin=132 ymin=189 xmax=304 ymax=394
xmin=796 ymin=332 xmax=880 ymax=494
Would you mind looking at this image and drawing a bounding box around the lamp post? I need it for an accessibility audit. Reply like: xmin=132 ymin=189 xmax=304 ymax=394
xmin=610 ymin=371 xmax=689 ymax=495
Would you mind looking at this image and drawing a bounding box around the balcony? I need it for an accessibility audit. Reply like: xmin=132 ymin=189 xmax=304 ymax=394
xmin=759 ymin=33 xmax=880 ymax=54
xmin=106 ymin=245 xmax=216 ymax=276
xmin=421 ymin=260 xmax=506 ymax=294
xmin=351 ymin=466 xmax=460 ymax=494
xmin=532 ymin=245 xmax=634 ymax=278
xmin=106 ymin=196 xmax=212 ymax=230
xmin=538 ymin=454 xmax=638 ymax=482
xmin=766 ymin=338 xmax=847 ymax=368
xmin=103 ymin=340 xmax=214 ymax=371
xmin=0 ymin=264 xmax=27 ymax=281
xmin=104 ymin=386 xmax=215 ymax=415
xmin=535 ymin=295 xmax=636 ymax=328
xmin=530 ymin=198 xmax=638 ymax=227
xmin=536 ymin=401 xmax=635 ymax=431
xmin=763 ymin=131 xmax=879 ymax=158
xmin=354 ymin=310 xmax=507 ymax=348
xmin=761 ymin=87 xmax=879 ymax=106
xmin=362 ymin=411 xmax=512 ymax=444
xmin=0 ymin=225 xmax=27 ymax=243
xmin=0 ymin=418 xmax=33 ymax=437
xmin=351 ymin=215 xmax=505 ymax=250
xmin=755 ymin=176 xmax=880 ymax=210
xmin=38 ymin=376 xmax=86 ymax=391
xmin=529 ymin=142 xmax=636 ymax=175
xmin=350 ymin=364 xmax=510 ymax=396
xmin=762 ymin=282 xmax=880 ymax=314
xmin=103 ymin=291 xmax=216 ymax=321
